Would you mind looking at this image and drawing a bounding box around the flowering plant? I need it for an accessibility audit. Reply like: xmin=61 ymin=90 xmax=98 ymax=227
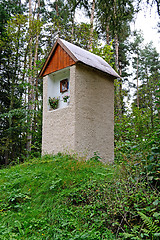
xmin=63 ymin=95 xmax=70 ymax=103
xmin=48 ymin=97 xmax=59 ymax=110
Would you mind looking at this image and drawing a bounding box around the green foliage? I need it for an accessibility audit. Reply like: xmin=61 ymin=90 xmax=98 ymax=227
xmin=73 ymin=22 xmax=98 ymax=50
xmin=0 ymin=154 xmax=116 ymax=239
xmin=91 ymin=40 xmax=114 ymax=67
xmin=121 ymin=211 xmax=160 ymax=239
xmin=0 ymin=9 xmax=43 ymax=165
xmin=115 ymin=39 xmax=160 ymax=187
xmin=97 ymin=0 xmax=134 ymax=38
xmin=0 ymin=154 xmax=159 ymax=239
xmin=0 ymin=0 xmax=159 ymax=168
xmin=63 ymin=95 xmax=70 ymax=102
xmin=138 ymin=211 xmax=160 ymax=237
xmin=115 ymin=112 xmax=160 ymax=189
xmin=48 ymin=97 xmax=59 ymax=110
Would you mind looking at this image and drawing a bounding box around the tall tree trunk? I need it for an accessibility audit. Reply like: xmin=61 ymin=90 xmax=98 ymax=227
xmin=156 ymin=81 xmax=160 ymax=120
xmin=119 ymin=61 xmax=123 ymax=116
xmin=71 ymin=11 xmax=75 ymax=43
xmin=34 ymin=0 xmax=40 ymax=90
xmin=114 ymin=33 xmax=121 ymax=117
xmin=23 ymin=46 xmax=28 ymax=105
xmin=136 ymin=53 xmax=139 ymax=108
xmin=113 ymin=0 xmax=118 ymax=71
xmin=106 ymin=23 xmax=110 ymax=45
xmin=113 ymin=0 xmax=121 ymax=117
xmin=89 ymin=0 xmax=95 ymax=51
xmin=114 ymin=33 xmax=119 ymax=71
xmin=55 ymin=0 xmax=59 ymax=16
xmin=150 ymin=97 xmax=154 ymax=129
xmin=27 ymin=0 xmax=34 ymax=154
xmin=146 ymin=67 xmax=154 ymax=128
xmin=33 ymin=0 xmax=40 ymax=131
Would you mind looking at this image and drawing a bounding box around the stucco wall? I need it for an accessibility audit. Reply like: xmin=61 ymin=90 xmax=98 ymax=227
xmin=42 ymin=64 xmax=114 ymax=162
xmin=74 ymin=64 xmax=114 ymax=162
xmin=42 ymin=66 xmax=76 ymax=155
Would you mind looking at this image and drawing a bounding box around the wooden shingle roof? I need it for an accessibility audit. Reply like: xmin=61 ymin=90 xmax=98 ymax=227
xmin=39 ymin=38 xmax=120 ymax=78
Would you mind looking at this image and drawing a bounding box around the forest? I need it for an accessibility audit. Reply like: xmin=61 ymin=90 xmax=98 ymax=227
xmin=0 ymin=0 xmax=159 ymax=184
xmin=0 ymin=0 xmax=159 ymax=165
xmin=0 ymin=0 xmax=160 ymax=239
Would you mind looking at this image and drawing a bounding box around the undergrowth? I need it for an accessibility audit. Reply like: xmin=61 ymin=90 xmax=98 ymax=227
xmin=0 ymin=153 xmax=159 ymax=239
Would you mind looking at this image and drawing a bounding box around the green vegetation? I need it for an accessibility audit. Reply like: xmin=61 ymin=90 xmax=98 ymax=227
xmin=1 ymin=0 xmax=159 ymax=165
xmin=0 ymin=1 xmax=159 ymax=238
xmin=0 ymin=153 xmax=159 ymax=239
xmin=48 ymin=97 xmax=59 ymax=110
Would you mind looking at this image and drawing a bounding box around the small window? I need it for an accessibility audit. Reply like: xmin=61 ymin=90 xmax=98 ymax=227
xmin=60 ymin=79 xmax=69 ymax=93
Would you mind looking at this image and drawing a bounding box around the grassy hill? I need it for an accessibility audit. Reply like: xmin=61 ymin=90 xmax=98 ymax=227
xmin=0 ymin=154 xmax=159 ymax=239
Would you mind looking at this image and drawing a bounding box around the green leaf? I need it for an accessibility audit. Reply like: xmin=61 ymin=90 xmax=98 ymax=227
xmin=153 ymin=212 xmax=160 ymax=219
xmin=153 ymin=200 xmax=159 ymax=206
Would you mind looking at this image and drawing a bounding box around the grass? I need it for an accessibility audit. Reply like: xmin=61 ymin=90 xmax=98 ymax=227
xmin=0 ymin=153 xmax=159 ymax=239
xmin=0 ymin=154 xmax=117 ymax=240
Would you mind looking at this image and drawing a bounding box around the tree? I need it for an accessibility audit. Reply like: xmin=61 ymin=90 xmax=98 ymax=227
xmin=0 ymin=0 xmax=43 ymax=164
xmin=130 ymin=31 xmax=144 ymax=108
xmin=88 ymin=0 xmax=95 ymax=50
xmin=0 ymin=13 xmax=28 ymax=165
xmin=132 ymin=41 xmax=160 ymax=129
xmin=96 ymin=0 xmax=134 ymax=118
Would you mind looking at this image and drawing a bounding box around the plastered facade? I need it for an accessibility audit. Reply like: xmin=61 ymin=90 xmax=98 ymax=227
xmin=74 ymin=64 xmax=114 ymax=162
xmin=42 ymin=64 xmax=114 ymax=162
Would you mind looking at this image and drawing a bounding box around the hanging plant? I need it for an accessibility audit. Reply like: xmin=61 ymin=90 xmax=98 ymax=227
xmin=48 ymin=97 xmax=59 ymax=110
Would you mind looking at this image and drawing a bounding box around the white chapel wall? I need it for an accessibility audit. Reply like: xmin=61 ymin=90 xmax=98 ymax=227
xmin=47 ymin=68 xmax=70 ymax=110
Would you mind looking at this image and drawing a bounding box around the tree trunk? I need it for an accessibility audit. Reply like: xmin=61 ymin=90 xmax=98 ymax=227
xmin=114 ymin=33 xmax=119 ymax=71
xmin=34 ymin=0 xmax=40 ymax=88
xmin=89 ymin=0 xmax=95 ymax=51
xmin=146 ymin=67 xmax=154 ymax=128
xmin=150 ymin=98 xmax=154 ymax=129
xmin=55 ymin=0 xmax=59 ymax=16
xmin=119 ymin=61 xmax=123 ymax=116
xmin=106 ymin=23 xmax=110 ymax=45
xmin=23 ymin=46 xmax=28 ymax=105
xmin=136 ymin=53 xmax=139 ymax=108
xmin=71 ymin=11 xmax=75 ymax=43
xmin=27 ymin=0 xmax=34 ymax=154
xmin=33 ymin=0 xmax=40 ymax=131
xmin=114 ymin=34 xmax=122 ymax=118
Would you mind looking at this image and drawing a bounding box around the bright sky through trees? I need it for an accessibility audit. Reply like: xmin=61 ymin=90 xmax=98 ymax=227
xmin=132 ymin=3 xmax=160 ymax=53
xmin=75 ymin=1 xmax=160 ymax=53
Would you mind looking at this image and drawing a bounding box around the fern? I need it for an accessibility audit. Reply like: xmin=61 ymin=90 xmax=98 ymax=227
xmin=138 ymin=211 xmax=160 ymax=237
xmin=122 ymin=232 xmax=141 ymax=239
